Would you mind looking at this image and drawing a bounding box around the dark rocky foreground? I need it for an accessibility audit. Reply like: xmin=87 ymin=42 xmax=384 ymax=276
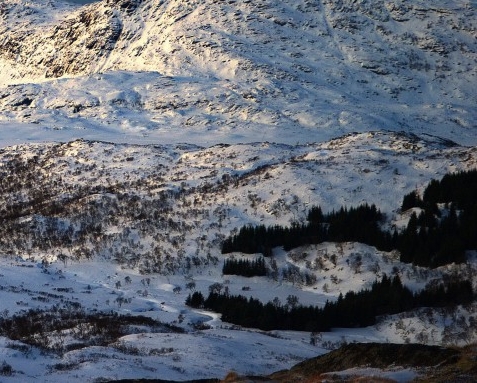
xmin=268 ymin=342 xmax=477 ymax=383
xmin=108 ymin=342 xmax=477 ymax=383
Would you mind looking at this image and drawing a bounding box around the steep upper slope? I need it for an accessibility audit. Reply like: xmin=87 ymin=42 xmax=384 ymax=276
xmin=0 ymin=0 xmax=476 ymax=145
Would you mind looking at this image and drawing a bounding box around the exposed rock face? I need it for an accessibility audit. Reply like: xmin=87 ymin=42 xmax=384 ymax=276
xmin=1 ymin=0 xmax=475 ymax=82
xmin=229 ymin=343 xmax=477 ymax=383
xmin=0 ymin=0 xmax=125 ymax=78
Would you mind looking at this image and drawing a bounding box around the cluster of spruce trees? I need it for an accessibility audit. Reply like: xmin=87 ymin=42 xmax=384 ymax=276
xmin=399 ymin=169 xmax=477 ymax=266
xmin=222 ymin=257 xmax=266 ymax=277
xmin=186 ymin=276 xmax=473 ymax=332
xmin=222 ymin=170 xmax=477 ymax=268
xmin=221 ymin=204 xmax=389 ymax=256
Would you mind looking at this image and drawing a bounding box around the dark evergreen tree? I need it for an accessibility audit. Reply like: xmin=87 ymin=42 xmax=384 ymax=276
xmin=307 ymin=206 xmax=324 ymax=224
xmin=401 ymin=190 xmax=422 ymax=211
xmin=222 ymin=257 xmax=267 ymax=277
xmin=185 ymin=291 xmax=205 ymax=308
xmin=198 ymin=276 xmax=473 ymax=332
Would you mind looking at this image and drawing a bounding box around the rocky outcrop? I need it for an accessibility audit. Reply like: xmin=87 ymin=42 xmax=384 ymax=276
xmin=0 ymin=1 xmax=125 ymax=79
xmin=222 ymin=343 xmax=477 ymax=382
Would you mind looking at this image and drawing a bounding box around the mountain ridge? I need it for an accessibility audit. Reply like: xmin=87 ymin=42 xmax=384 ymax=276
xmin=0 ymin=0 xmax=476 ymax=146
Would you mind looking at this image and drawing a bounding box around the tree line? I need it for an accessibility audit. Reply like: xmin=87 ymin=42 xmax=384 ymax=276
xmin=222 ymin=203 xmax=389 ymax=256
xmin=222 ymin=257 xmax=267 ymax=277
xmin=222 ymin=170 xmax=477 ymax=268
xmin=186 ymin=276 xmax=473 ymax=332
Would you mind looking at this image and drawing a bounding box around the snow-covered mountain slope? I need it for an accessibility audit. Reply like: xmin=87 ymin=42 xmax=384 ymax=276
xmin=0 ymin=246 xmax=475 ymax=382
xmin=0 ymin=1 xmax=477 ymax=380
xmin=0 ymin=132 xmax=476 ymax=381
xmin=0 ymin=0 xmax=476 ymax=145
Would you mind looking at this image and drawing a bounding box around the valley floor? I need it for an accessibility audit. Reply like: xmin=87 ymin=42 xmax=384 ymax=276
xmin=0 ymin=253 xmax=475 ymax=382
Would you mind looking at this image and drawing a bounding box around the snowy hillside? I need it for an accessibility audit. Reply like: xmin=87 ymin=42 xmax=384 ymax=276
xmin=0 ymin=0 xmax=476 ymax=146
xmin=0 ymin=132 xmax=476 ymax=381
xmin=0 ymin=0 xmax=477 ymax=381
xmin=1 ymin=131 xmax=476 ymax=271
